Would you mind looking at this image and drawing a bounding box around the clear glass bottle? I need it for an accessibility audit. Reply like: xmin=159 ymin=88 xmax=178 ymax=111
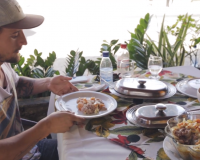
xmin=115 ymin=44 xmax=129 ymax=75
xmin=100 ymin=51 xmax=113 ymax=86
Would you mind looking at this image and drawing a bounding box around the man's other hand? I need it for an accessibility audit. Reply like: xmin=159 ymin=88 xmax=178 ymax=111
xmin=48 ymin=75 xmax=78 ymax=95
xmin=42 ymin=111 xmax=85 ymax=133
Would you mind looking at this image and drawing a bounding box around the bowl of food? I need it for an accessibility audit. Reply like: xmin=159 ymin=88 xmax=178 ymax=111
xmin=166 ymin=114 xmax=200 ymax=160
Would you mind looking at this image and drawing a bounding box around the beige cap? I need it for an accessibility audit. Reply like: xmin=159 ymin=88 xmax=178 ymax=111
xmin=0 ymin=0 xmax=44 ymax=29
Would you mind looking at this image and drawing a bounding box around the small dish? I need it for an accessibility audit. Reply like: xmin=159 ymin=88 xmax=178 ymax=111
xmin=188 ymin=79 xmax=200 ymax=90
xmin=110 ymin=80 xmax=176 ymax=100
xmin=176 ymin=79 xmax=200 ymax=98
xmin=126 ymin=103 xmax=186 ymax=128
xmin=114 ymin=78 xmax=168 ymax=97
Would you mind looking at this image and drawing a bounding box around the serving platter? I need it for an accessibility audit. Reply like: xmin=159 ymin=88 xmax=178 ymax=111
xmin=176 ymin=79 xmax=198 ymax=98
xmin=55 ymin=91 xmax=117 ymax=119
xmin=110 ymin=81 xmax=176 ymax=100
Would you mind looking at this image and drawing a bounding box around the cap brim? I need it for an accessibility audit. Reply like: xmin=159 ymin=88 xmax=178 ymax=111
xmin=2 ymin=14 xmax=44 ymax=29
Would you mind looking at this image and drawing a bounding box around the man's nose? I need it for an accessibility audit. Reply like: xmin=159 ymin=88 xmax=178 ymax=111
xmin=19 ymin=30 xmax=27 ymax=45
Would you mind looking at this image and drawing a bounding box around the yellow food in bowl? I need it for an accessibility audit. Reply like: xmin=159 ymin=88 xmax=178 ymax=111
xmin=167 ymin=115 xmax=200 ymax=160
xmin=171 ymin=118 xmax=200 ymax=145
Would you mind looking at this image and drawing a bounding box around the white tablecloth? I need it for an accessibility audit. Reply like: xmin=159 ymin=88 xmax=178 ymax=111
xmin=57 ymin=125 xmax=130 ymax=160
xmin=57 ymin=66 xmax=200 ymax=160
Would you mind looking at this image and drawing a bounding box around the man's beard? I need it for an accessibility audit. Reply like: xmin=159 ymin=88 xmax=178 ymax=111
xmin=9 ymin=53 xmax=20 ymax=63
xmin=0 ymin=53 xmax=21 ymax=64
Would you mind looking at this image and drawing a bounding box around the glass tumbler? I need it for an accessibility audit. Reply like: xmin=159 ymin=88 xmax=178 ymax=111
xmin=120 ymin=59 xmax=134 ymax=78
xmin=148 ymin=56 xmax=163 ymax=80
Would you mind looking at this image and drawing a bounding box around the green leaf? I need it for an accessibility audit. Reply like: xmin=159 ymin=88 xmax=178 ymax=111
xmin=30 ymin=55 xmax=35 ymax=60
xmin=113 ymin=45 xmax=120 ymax=54
xmin=35 ymin=56 xmax=45 ymax=68
xmin=179 ymin=46 xmax=185 ymax=66
xmin=32 ymin=68 xmax=44 ymax=78
xmin=45 ymin=67 xmax=53 ymax=77
xmin=54 ymin=70 xmax=60 ymax=75
xmin=163 ymin=31 xmax=173 ymax=57
xmin=140 ymin=18 xmax=147 ymax=29
xmin=110 ymin=39 xmax=119 ymax=46
xmin=137 ymin=25 xmax=145 ymax=34
xmin=135 ymin=29 xmax=143 ymax=42
xmin=46 ymin=51 xmax=56 ymax=66
xmin=34 ymin=49 xmax=38 ymax=56
xmin=70 ymin=50 xmax=76 ymax=56
xmin=158 ymin=15 xmax=165 ymax=52
xmin=18 ymin=57 xmax=24 ymax=66
xmin=129 ymin=151 xmax=138 ymax=160
xmin=101 ymin=44 xmax=109 ymax=50
xmin=146 ymin=34 xmax=162 ymax=57
xmin=145 ymin=13 xmax=150 ymax=21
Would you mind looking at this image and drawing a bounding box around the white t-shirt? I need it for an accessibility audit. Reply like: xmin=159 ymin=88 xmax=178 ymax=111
xmin=0 ymin=62 xmax=41 ymax=160
xmin=0 ymin=63 xmax=19 ymax=102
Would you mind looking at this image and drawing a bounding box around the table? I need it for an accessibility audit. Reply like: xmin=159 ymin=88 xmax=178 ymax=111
xmin=57 ymin=66 xmax=200 ymax=160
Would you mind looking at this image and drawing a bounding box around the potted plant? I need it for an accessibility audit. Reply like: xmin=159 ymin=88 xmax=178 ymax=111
xmin=65 ymin=49 xmax=99 ymax=76
xmin=128 ymin=13 xmax=198 ymax=69
xmin=11 ymin=49 xmax=60 ymax=121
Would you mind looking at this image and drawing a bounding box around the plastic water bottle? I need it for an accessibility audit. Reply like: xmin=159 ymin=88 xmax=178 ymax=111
xmin=100 ymin=51 xmax=113 ymax=86
xmin=115 ymin=43 xmax=129 ymax=75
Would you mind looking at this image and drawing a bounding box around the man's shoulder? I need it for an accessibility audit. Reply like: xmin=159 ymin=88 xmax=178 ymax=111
xmin=2 ymin=62 xmax=19 ymax=83
xmin=2 ymin=62 xmax=12 ymax=70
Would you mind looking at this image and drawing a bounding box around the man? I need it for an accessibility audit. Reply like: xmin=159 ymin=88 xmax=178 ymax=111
xmin=0 ymin=0 xmax=84 ymax=160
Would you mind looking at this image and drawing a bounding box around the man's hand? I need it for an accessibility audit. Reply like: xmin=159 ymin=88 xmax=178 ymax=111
xmin=48 ymin=75 xmax=78 ymax=95
xmin=43 ymin=111 xmax=85 ymax=133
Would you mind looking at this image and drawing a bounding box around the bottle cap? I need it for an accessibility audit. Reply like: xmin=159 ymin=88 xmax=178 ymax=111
xmin=103 ymin=51 xmax=109 ymax=57
xmin=120 ymin=44 xmax=127 ymax=49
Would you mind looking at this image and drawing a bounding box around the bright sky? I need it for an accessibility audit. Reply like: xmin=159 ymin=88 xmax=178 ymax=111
xmin=18 ymin=0 xmax=200 ymax=62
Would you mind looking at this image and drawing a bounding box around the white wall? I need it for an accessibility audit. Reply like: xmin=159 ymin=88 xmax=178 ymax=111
xmin=17 ymin=0 xmax=200 ymax=73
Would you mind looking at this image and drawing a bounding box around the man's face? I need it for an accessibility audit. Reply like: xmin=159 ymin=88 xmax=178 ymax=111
xmin=0 ymin=28 xmax=27 ymax=64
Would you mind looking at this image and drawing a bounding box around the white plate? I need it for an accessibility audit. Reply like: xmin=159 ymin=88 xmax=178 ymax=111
xmin=176 ymin=79 xmax=197 ymax=98
xmin=163 ymin=137 xmax=183 ymax=160
xmin=55 ymin=91 xmax=117 ymax=119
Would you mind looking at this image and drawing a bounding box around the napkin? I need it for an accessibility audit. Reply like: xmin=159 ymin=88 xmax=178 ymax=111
xmin=79 ymin=84 xmax=106 ymax=92
xmin=70 ymin=76 xmax=89 ymax=84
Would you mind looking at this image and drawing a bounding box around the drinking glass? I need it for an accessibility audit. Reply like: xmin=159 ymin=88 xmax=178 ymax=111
xmin=120 ymin=59 xmax=134 ymax=78
xmin=148 ymin=56 xmax=163 ymax=80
